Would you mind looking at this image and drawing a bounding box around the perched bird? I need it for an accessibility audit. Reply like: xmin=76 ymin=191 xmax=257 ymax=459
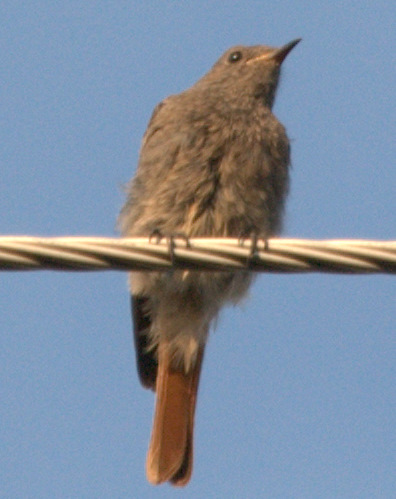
xmin=119 ymin=39 xmax=300 ymax=486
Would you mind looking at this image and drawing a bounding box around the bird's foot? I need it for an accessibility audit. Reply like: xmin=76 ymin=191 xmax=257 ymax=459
xmin=167 ymin=233 xmax=190 ymax=266
xmin=238 ymin=232 xmax=268 ymax=268
xmin=149 ymin=231 xmax=190 ymax=266
xmin=149 ymin=229 xmax=164 ymax=244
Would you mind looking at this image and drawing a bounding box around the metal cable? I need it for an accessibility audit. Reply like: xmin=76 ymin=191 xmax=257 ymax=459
xmin=0 ymin=236 xmax=395 ymax=274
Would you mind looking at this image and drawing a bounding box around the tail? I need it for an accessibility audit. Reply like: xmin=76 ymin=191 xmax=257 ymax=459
xmin=146 ymin=345 xmax=204 ymax=486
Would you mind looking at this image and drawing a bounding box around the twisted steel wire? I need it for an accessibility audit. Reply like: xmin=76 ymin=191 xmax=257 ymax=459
xmin=0 ymin=236 xmax=395 ymax=274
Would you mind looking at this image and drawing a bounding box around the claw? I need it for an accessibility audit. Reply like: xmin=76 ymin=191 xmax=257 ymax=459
xmin=167 ymin=234 xmax=190 ymax=267
xmin=172 ymin=232 xmax=191 ymax=248
xmin=238 ymin=232 xmax=266 ymax=268
xmin=149 ymin=229 xmax=164 ymax=244
xmin=168 ymin=235 xmax=176 ymax=266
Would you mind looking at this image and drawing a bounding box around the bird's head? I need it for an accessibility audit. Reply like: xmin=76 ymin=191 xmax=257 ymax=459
xmin=196 ymin=39 xmax=301 ymax=110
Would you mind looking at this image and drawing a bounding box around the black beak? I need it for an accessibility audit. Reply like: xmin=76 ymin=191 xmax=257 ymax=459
xmin=271 ymin=38 xmax=301 ymax=64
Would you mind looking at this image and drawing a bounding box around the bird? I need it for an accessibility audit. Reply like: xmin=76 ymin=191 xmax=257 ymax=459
xmin=118 ymin=38 xmax=300 ymax=486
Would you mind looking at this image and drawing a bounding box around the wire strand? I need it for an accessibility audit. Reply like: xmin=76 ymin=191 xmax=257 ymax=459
xmin=0 ymin=236 xmax=395 ymax=274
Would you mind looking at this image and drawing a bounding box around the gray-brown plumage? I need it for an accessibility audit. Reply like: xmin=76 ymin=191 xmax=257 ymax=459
xmin=119 ymin=39 xmax=300 ymax=486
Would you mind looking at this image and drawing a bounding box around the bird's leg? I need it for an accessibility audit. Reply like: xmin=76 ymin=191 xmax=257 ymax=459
xmin=238 ymin=232 xmax=265 ymax=268
xmin=148 ymin=230 xmax=190 ymax=267
xmin=167 ymin=233 xmax=190 ymax=267
xmin=149 ymin=229 xmax=164 ymax=244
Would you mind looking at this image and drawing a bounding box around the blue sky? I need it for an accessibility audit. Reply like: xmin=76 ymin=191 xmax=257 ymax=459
xmin=1 ymin=2 xmax=395 ymax=498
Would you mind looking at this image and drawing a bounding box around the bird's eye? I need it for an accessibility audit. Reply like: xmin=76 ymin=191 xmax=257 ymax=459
xmin=228 ymin=51 xmax=243 ymax=63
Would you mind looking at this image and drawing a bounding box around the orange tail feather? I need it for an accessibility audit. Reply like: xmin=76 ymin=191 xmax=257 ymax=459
xmin=146 ymin=346 xmax=204 ymax=486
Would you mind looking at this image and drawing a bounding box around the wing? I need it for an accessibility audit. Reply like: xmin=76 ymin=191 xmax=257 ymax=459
xmin=118 ymin=93 xmax=227 ymax=238
xmin=131 ymin=295 xmax=157 ymax=389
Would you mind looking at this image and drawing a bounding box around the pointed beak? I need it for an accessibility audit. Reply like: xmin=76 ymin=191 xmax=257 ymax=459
xmin=247 ymin=39 xmax=301 ymax=66
xmin=270 ymin=38 xmax=302 ymax=64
